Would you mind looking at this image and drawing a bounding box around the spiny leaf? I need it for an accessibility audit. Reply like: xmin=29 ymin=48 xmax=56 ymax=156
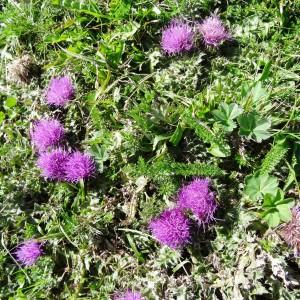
xmin=260 ymin=139 xmax=288 ymax=175
xmin=184 ymin=111 xmax=231 ymax=157
xmin=130 ymin=157 xmax=224 ymax=179
xmin=52 ymin=0 xmax=110 ymax=19
xmin=169 ymin=161 xmax=224 ymax=177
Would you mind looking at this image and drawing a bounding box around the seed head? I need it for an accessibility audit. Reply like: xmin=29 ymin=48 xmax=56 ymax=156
xmin=7 ymin=54 xmax=39 ymax=84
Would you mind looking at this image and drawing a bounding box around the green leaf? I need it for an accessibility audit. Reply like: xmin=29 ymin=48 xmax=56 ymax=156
xmin=5 ymin=97 xmax=17 ymax=108
xmin=277 ymin=204 xmax=293 ymax=222
xmin=244 ymin=173 xmax=278 ymax=201
xmin=170 ymin=123 xmax=184 ymax=146
xmin=263 ymin=210 xmax=280 ymax=227
xmin=109 ymin=0 xmax=132 ymax=19
xmin=184 ymin=111 xmax=231 ymax=157
xmin=152 ymin=134 xmax=171 ymax=150
xmin=208 ymin=142 xmax=231 ymax=158
xmin=212 ymin=102 xmax=243 ymax=132
xmin=0 ymin=111 xmax=5 ymax=123
xmin=238 ymin=112 xmax=271 ymax=142
xmin=261 ymin=189 xmax=294 ymax=227
xmin=260 ymin=138 xmax=288 ymax=175
xmin=263 ymin=193 xmax=277 ymax=207
xmin=89 ymin=144 xmax=109 ymax=173
xmin=251 ymin=81 xmax=268 ymax=103
xmin=52 ymin=0 xmax=110 ymax=19
xmin=258 ymin=61 xmax=272 ymax=82
xmin=275 ymin=197 xmax=295 ymax=207
xmin=263 ymin=189 xmax=283 ymax=207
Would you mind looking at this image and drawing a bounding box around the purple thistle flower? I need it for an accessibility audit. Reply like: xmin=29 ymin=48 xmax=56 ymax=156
xmin=46 ymin=76 xmax=75 ymax=107
xmin=177 ymin=178 xmax=217 ymax=224
xmin=161 ymin=20 xmax=194 ymax=55
xmin=280 ymin=207 xmax=300 ymax=255
xmin=114 ymin=290 xmax=143 ymax=300
xmin=64 ymin=151 xmax=95 ymax=183
xmin=31 ymin=118 xmax=65 ymax=152
xmin=198 ymin=15 xmax=231 ymax=47
xmin=149 ymin=208 xmax=190 ymax=249
xmin=37 ymin=148 xmax=69 ymax=180
xmin=14 ymin=240 xmax=43 ymax=266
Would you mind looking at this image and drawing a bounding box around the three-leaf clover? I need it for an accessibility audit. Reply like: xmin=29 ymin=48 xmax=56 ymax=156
xmin=238 ymin=112 xmax=271 ymax=142
xmin=212 ymin=102 xmax=243 ymax=132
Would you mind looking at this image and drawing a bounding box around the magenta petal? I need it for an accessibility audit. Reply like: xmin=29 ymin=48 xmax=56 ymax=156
xmin=149 ymin=208 xmax=190 ymax=249
xmin=114 ymin=290 xmax=143 ymax=300
xmin=31 ymin=118 xmax=65 ymax=152
xmin=15 ymin=240 xmax=43 ymax=266
xmin=198 ymin=15 xmax=231 ymax=47
xmin=161 ymin=20 xmax=194 ymax=55
xmin=177 ymin=178 xmax=217 ymax=224
xmin=64 ymin=151 xmax=95 ymax=183
xmin=37 ymin=148 xmax=69 ymax=180
xmin=46 ymin=76 xmax=75 ymax=107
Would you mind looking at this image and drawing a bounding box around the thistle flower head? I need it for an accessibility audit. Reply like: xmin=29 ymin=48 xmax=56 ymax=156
xmin=14 ymin=240 xmax=43 ymax=266
xmin=198 ymin=15 xmax=230 ymax=47
xmin=149 ymin=208 xmax=190 ymax=249
xmin=161 ymin=20 xmax=194 ymax=55
xmin=46 ymin=76 xmax=75 ymax=107
xmin=280 ymin=207 xmax=300 ymax=255
xmin=64 ymin=151 xmax=95 ymax=183
xmin=31 ymin=118 xmax=65 ymax=152
xmin=177 ymin=178 xmax=217 ymax=224
xmin=37 ymin=148 xmax=69 ymax=180
xmin=114 ymin=290 xmax=143 ymax=300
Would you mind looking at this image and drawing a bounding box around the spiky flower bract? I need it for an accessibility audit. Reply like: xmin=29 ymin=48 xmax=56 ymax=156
xmin=37 ymin=148 xmax=69 ymax=180
xmin=280 ymin=207 xmax=300 ymax=255
xmin=149 ymin=208 xmax=190 ymax=249
xmin=177 ymin=178 xmax=217 ymax=224
xmin=46 ymin=76 xmax=75 ymax=107
xmin=14 ymin=240 xmax=43 ymax=266
xmin=64 ymin=151 xmax=95 ymax=183
xmin=114 ymin=290 xmax=143 ymax=300
xmin=31 ymin=118 xmax=65 ymax=152
xmin=198 ymin=15 xmax=231 ymax=47
xmin=161 ymin=20 xmax=194 ymax=55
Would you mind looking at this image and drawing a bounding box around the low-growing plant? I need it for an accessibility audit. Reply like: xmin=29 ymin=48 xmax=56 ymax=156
xmin=1 ymin=0 xmax=300 ymax=298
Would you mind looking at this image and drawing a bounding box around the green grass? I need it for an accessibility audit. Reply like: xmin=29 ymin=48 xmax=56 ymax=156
xmin=0 ymin=0 xmax=300 ymax=299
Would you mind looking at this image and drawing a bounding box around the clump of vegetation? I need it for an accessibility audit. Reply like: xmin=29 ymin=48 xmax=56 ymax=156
xmin=0 ymin=0 xmax=299 ymax=299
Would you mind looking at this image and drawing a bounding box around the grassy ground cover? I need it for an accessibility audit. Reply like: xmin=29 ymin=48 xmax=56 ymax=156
xmin=0 ymin=0 xmax=300 ymax=299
